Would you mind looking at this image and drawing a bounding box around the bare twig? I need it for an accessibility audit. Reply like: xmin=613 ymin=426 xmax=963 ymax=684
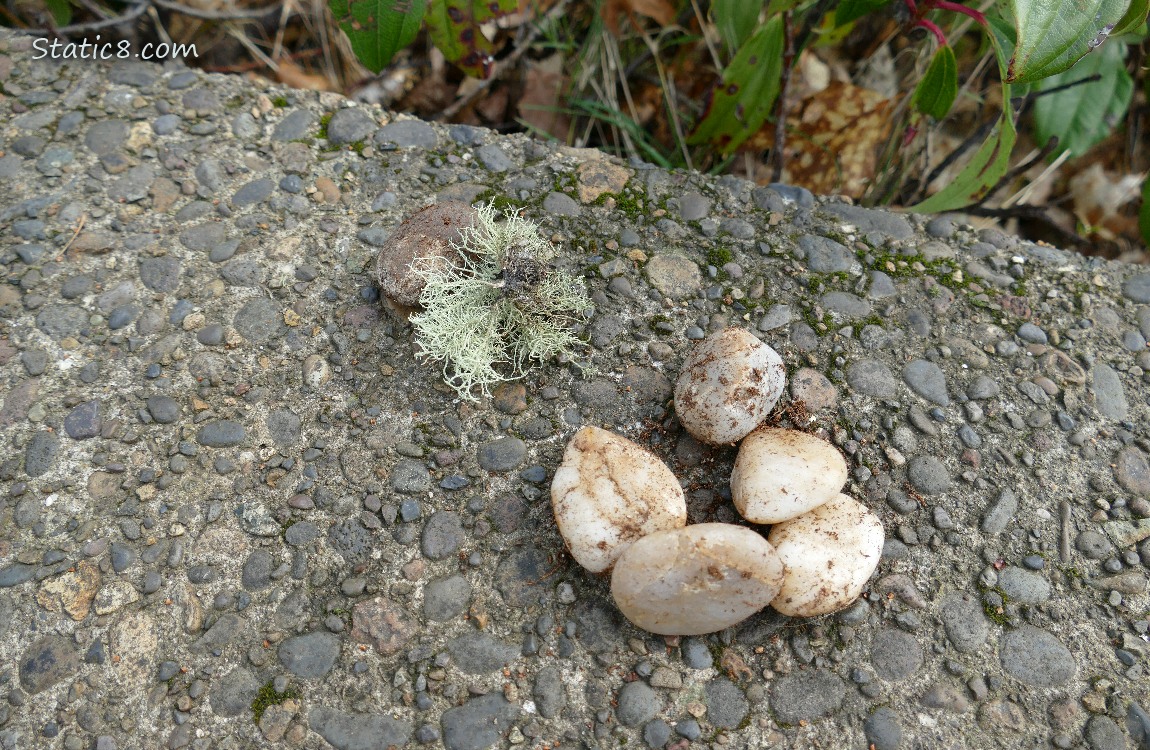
xmin=982 ymin=135 xmax=1060 ymax=202
xmin=152 ymin=0 xmax=284 ymax=22
xmin=965 ymin=204 xmax=1089 ymax=249
xmin=435 ymin=0 xmax=570 ymax=122
xmin=770 ymin=11 xmax=794 ymax=183
xmin=24 ymin=1 xmax=148 ymax=34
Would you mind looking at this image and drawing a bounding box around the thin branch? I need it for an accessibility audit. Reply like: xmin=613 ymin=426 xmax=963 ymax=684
xmin=985 ymin=135 xmax=1060 ymax=205
xmin=770 ymin=11 xmax=794 ymax=183
xmin=435 ymin=0 xmax=570 ymax=122
xmin=965 ymin=204 xmax=1089 ymax=250
xmin=23 ymin=1 xmax=148 ymax=34
xmin=152 ymin=0 xmax=284 ymax=22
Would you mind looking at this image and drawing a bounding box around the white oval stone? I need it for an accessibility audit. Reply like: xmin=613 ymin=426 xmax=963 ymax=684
xmin=611 ymin=523 xmax=785 ymax=635
xmin=768 ymin=494 xmax=884 ymax=617
xmin=731 ymin=427 xmax=848 ymax=524
xmin=551 ymin=426 xmax=686 ymax=573
xmin=673 ymin=327 xmax=785 ymax=445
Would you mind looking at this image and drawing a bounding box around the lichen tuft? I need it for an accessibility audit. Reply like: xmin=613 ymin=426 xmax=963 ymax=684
xmin=408 ymin=203 xmax=591 ymax=400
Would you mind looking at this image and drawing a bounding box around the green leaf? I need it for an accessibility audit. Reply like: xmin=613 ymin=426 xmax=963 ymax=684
xmin=1033 ymin=39 xmax=1132 ymax=157
xmin=1005 ymin=0 xmax=1130 ymax=83
xmin=984 ymin=14 xmax=1017 ymax=77
xmin=835 ymin=0 xmax=891 ymax=27
xmin=712 ymin=0 xmax=763 ymax=53
xmin=1140 ymin=174 xmax=1150 ymax=249
xmin=45 ymin=0 xmax=72 ymax=26
xmin=425 ymin=0 xmax=515 ymax=78
xmin=765 ymin=0 xmax=803 ymax=13
xmin=1113 ymin=0 xmax=1149 ymax=35
xmin=910 ymin=85 xmax=1017 ymax=213
xmin=328 ymin=0 xmax=427 ymax=74
xmin=913 ymin=44 xmax=958 ymax=119
xmin=687 ymin=14 xmax=784 ymax=154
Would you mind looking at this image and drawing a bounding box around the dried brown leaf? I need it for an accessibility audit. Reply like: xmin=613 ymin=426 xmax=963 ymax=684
xmin=746 ymin=81 xmax=891 ymax=198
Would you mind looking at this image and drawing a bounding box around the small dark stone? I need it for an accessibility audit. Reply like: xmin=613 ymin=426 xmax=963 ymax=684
xmin=278 ymin=632 xmax=340 ymax=678
xmin=196 ymin=420 xmax=246 ymax=447
xmin=473 ymin=437 xmax=526 ymax=471
xmin=422 ymin=512 xmax=464 ymax=560
xmin=146 ymin=395 xmax=180 ymax=424
xmin=19 ymin=636 xmax=80 ymax=694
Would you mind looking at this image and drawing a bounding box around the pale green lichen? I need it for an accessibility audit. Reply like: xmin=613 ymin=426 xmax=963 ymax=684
xmin=409 ymin=203 xmax=591 ymax=400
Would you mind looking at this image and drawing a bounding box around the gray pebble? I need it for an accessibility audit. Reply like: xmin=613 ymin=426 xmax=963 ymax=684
xmin=422 ymin=512 xmax=464 ymax=560
xmin=769 ymin=669 xmax=845 ymax=724
xmin=542 ymin=191 xmax=581 ymax=217
xmin=24 ymin=431 xmax=60 ymax=477
xmin=704 ymin=677 xmax=748 ymax=729
xmin=424 ymin=575 xmax=472 ymax=621
xmin=907 ymin=455 xmax=950 ymax=495
xmin=196 ymin=420 xmax=246 ymax=447
xmin=999 ymin=626 xmax=1075 ymax=687
xmin=939 ymin=592 xmax=989 ymax=653
xmin=440 ymin=693 xmax=518 ymax=750
xmin=847 ymin=359 xmax=898 ymax=399
xmin=326 ymin=107 xmax=376 ymax=145
xmin=278 ymin=632 xmax=340 ymax=678
xmin=446 ymin=632 xmax=519 ymax=673
xmin=391 ymin=459 xmax=430 ymax=494
xmin=981 ymin=490 xmax=1017 ymax=535
xmin=616 ymin=681 xmax=660 ymax=727
xmin=1092 ymin=364 xmax=1128 ymax=420
xmin=477 ymin=436 xmax=526 ymax=472
xmin=797 ymin=235 xmax=853 ymax=273
xmin=871 ymin=629 xmax=922 ymax=681
xmin=476 ymin=144 xmax=513 ymax=172
xmin=864 ymin=707 xmax=903 ymax=750
xmin=376 ymin=120 xmax=438 ymax=149
xmin=902 ymin=359 xmax=949 ymax=406
xmin=308 ymin=706 xmax=412 ymax=750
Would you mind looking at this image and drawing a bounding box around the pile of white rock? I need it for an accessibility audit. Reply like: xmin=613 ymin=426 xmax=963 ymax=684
xmin=551 ymin=327 xmax=885 ymax=635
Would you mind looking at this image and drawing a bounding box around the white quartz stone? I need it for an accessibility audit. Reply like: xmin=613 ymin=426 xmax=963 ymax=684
xmin=768 ymin=494 xmax=884 ymax=617
xmin=731 ymin=427 xmax=848 ymax=524
xmin=673 ymin=327 xmax=785 ymax=445
xmin=551 ymin=426 xmax=686 ymax=573
xmin=611 ymin=523 xmax=785 ymax=635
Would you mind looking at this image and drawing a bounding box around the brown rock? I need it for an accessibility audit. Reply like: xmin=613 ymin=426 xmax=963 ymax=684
xmin=351 ymin=597 xmax=415 ymax=655
xmin=1115 ymin=446 xmax=1150 ymax=497
xmin=576 ymin=154 xmax=632 ymax=203
xmin=492 ymin=382 xmax=528 ymax=414
xmin=36 ymin=560 xmax=101 ymax=620
xmin=1040 ymin=350 xmax=1086 ymax=386
xmin=374 ymin=201 xmax=479 ymax=307
xmin=71 ymin=230 xmax=115 ymax=253
xmin=87 ymin=471 xmax=121 ymax=500
xmin=790 ymin=367 xmax=838 ymax=411
xmin=0 ymin=378 xmax=38 ymax=427
xmin=314 ymin=176 xmax=340 ymax=204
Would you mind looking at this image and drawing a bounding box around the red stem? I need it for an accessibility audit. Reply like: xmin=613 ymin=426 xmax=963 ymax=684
xmin=915 ymin=18 xmax=947 ymax=45
xmin=931 ymin=0 xmax=987 ymax=26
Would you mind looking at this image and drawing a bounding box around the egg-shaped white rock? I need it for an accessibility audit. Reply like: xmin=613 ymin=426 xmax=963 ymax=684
xmin=673 ymin=327 xmax=785 ymax=445
xmin=611 ymin=523 xmax=785 ymax=635
xmin=551 ymin=426 xmax=686 ymax=573
xmin=768 ymin=494 xmax=884 ymax=617
xmin=731 ymin=427 xmax=848 ymax=524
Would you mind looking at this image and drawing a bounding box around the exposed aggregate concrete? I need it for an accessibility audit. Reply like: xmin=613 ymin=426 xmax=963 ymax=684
xmin=0 ymin=27 xmax=1149 ymax=750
